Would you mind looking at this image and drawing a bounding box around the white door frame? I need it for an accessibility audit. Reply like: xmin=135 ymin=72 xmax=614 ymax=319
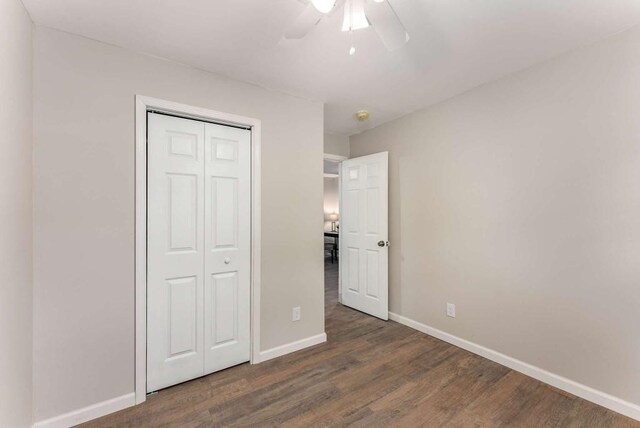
xmin=135 ymin=95 xmax=262 ymax=404
xmin=323 ymin=153 xmax=347 ymax=302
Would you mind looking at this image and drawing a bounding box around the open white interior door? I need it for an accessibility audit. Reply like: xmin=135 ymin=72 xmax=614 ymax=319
xmin=340 ymin=152 xmax=389 ymax=320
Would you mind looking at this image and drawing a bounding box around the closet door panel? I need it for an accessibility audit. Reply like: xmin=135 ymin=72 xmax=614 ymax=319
xmin=204 ymin=123 xmax=251 ymax=373
xmin=147 ymin=113 xmax=205 ymax=392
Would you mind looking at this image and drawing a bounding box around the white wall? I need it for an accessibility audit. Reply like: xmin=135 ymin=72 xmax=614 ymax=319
xmin=33 ymin=27 xmax=324 ymax=423
xmin=323 ymin=177 xmax=339 ymax=232
xmin=351 ymin=26 xmax=640 ymax=409
xmin=324 ymin=132 xmax=350 ymax=157
xmin=0 ymin=0 xmax=33 ymax=427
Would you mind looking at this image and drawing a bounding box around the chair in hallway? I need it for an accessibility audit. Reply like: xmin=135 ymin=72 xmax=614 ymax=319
xmin=324 ymin=242 xmax=338 ymax=263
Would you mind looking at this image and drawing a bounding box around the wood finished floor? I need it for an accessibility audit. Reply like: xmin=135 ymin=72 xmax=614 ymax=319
xmin=83 ymin=260 xmax=639 ymax=427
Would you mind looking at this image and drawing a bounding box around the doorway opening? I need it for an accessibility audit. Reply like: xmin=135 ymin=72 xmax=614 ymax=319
xmin=323 ymin=154 xmax=346 ymax=313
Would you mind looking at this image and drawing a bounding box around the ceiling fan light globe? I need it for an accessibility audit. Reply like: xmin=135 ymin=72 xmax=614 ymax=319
xmin=311 ymin=0 xmax=336 ymax=14
xmin=341 ymin=0 xmax=371 ymax=31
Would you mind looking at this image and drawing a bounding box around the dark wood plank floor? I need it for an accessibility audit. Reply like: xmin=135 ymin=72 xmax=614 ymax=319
xmin=82 ymin=259 xmax=639 ymax=427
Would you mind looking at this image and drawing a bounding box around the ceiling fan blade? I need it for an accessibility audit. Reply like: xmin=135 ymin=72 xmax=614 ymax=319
xmin=284 ymin=4 xmax=325 ymax=39
xmin=366 ymin=0 xmax=410 ymax=51
xmin=328 ymin=0 xmax=346 ymax=17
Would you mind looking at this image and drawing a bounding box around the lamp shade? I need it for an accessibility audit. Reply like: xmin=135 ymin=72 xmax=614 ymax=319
xmin=327 ymin=212 xmax=339 ymax=221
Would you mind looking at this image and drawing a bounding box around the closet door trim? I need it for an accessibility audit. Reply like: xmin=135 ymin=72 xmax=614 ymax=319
xmin=135 ymin=95 xmax=262 ymax=405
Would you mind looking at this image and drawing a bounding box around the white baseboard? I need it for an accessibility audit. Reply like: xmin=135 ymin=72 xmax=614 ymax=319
xmin=32 ymin=334 xmax=327 ymax=427
xmin=388 ymin=312 xmax=640 ymax=422
xmin=254 ymin=332 xmax=327 ymax=363
xmin=34 ymin=319 xmax=638 ymax=425
xmin=32 ymin=333 xmax=326 ymax=427
xmin=33 ymin=392 xmax=135 ymax=428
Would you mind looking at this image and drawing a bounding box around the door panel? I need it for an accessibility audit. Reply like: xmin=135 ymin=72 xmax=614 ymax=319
xmin=340 ymin=152 xmax=389 ymax=320
xmin=147 ymin=113 xmax=205 ymax=392
xmin=167 ymin=173 xmax=198 ymax=252
xmin=204 ymin=123 xmax=251 ymax=374
xmin=211 ymin=177 xmax=238 ymax=248
xmin=167 ymin=276 xmax=198 ymax=357
xmin=365 ymin=250 xmax=379 ymax=298
xmin=347 ymin=248 xmax=360 ymax=292
xmin=209 ymin=272 xmax=238 ymax=346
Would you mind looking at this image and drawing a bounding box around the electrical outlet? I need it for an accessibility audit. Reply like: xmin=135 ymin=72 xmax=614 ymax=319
xmin=292 ymin=306 xmax=301 ymax=322
xmin=446 ymin=303 xmax=456 ymax=318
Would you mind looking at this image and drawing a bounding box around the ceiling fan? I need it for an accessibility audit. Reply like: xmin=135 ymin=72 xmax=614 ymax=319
xmin=284 ymin=0 xmax=410 ymax=54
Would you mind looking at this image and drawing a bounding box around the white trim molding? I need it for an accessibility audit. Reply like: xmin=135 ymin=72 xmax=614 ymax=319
xmin=254 ymin=333 xmax=327 ymax=364
xmin=135 ymin=95 xmax=262 ymax=405
xmin=388 ymin=312 xmax=640 ymax=422
xmin=33 ymin=393 xmax=135 ymax=428
xmin=323 ymin=153 xmax=348 ymax=162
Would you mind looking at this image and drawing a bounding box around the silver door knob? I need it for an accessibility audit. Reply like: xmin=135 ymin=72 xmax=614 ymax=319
xmin=378 ymin=241 xmax=385 ymax=247
xmin=224 ymin=257 xmax=231 ymax=264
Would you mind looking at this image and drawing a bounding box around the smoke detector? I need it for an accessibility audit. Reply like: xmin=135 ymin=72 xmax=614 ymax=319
xmin=356 ymin=110 xmax=370 ymax=121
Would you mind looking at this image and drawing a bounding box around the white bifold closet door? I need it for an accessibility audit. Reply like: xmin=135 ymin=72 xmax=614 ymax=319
xmin=147 ymin=112 xmax=250 ymax=392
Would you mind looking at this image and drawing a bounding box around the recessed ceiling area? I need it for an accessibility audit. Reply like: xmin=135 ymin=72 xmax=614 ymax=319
xmin=21 ymin=0 xmax=640 ymax=135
